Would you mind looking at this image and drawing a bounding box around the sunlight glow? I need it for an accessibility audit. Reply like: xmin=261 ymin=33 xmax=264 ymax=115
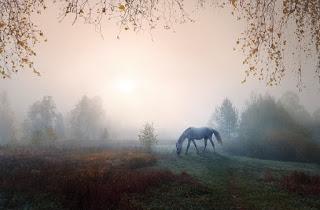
xmin=114 ymin=78 xmax=136 ymax=94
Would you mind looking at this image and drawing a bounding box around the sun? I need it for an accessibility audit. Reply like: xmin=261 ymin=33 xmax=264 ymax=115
xmin=114 ymin=78 xmax=136 ymax=94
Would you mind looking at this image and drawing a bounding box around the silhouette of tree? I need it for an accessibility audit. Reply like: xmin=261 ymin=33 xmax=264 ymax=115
xmin=237 ymin=94 xmax=318 ymax=162
xmin=69 ymin=95 xmax=107 ymax=141
xmin=0 ymin=91 xmax=16 ymax=145
xmin=24 ymin=96 xmax=64 ymax=144
xmin=278 ymin=91 xmax=311 ymax=125
xmin=210 ymin=98 xmax=238 ymax=139
xmin=312 ymin=108 xmax=320 ymax=142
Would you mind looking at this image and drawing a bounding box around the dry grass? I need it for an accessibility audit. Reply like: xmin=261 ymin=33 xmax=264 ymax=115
xmin=280 ymin=171 xmax=320 ymax=196
xmin=0 ymin=147 xmax=198 ymax=210
xmin=263 ymin=169 xmax=320 ymax=196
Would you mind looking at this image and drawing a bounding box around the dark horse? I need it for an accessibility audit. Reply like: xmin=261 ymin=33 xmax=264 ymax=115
xmin=176 ymin=127 xmax=222 ymax=155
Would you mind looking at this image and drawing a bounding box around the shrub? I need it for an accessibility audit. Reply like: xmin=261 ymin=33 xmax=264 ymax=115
xmin=138 ymin=122 xmax=158 ymax=152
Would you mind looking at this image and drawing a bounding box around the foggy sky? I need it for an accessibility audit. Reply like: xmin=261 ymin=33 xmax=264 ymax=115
xmin=1 ymin=5 xmax=320 ymax=139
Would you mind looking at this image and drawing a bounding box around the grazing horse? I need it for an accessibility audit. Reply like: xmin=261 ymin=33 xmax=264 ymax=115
xmin=176 ymin=127 xmax=222 ymax=155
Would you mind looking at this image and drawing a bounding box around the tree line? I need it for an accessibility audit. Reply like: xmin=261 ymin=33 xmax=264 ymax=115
xmin=210 ymin=92 xmax=320 ymax=163
xmin=0 ymin=93 xmax=109 ymax=146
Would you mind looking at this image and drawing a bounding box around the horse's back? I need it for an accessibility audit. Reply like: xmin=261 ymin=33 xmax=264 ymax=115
xmin=188 ymin=127 xmax=212 ymax=139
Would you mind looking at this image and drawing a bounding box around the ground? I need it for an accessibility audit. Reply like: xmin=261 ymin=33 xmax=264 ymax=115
xmin=0 ymin=146 xmax=319 ymax=210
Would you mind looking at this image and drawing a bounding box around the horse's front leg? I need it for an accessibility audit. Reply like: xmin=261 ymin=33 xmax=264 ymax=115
xmin=185 ymin=139 xmax=191 ymax=155
xmin=203 ymin=139 xmax=208 ymax=152
xmin=192 ymin=140 xmax=199 ymax=154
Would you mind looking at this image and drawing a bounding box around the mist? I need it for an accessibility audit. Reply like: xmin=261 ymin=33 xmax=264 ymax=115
xmin=1 ymin=6 xmax=320 ymax=142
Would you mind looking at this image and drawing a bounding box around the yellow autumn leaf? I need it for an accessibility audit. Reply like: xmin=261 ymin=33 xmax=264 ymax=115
xmin=0 ymin=21 xmax=6 ymax=28
xmin=230 ymin=0 xmax=237 ymax=8
xmin=22 ymin=58 xmax=28 ymax=63
xmin=17 ymin=40 xmax=25 ymax=47
xmin=119 ymin=4 xmax=125 ymax=11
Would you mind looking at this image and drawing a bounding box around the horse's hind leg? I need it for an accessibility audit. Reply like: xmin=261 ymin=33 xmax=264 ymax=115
xmin=209 ymin=138 xmax=215 ymax=153
xmin=192 ymin=140 xmax=199 ymax=154
xmin=185 ymin=139 xmax=191 ymax=155
xmin=203 ymin=139 xmax=208 ymax=152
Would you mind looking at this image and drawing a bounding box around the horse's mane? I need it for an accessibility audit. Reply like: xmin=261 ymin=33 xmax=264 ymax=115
xmin=178 ymin=127 xmax=191 ymax=144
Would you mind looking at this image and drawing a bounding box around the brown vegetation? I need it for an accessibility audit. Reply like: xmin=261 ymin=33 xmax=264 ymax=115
xmin=280 ymin=171 xmax=320 ymax=196
xmin=0 ymin=147 xmax=198 ymax=210
xmin=264 ymin=170 xmax=320 ymax=196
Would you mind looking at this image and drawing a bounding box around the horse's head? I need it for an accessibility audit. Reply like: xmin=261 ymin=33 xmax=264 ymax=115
xmin=176 ymin=142 xmax=182 ymax=155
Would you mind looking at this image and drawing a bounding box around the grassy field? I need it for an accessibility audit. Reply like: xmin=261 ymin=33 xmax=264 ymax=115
xmin=0 ymin=146 xmax=319 ymax=210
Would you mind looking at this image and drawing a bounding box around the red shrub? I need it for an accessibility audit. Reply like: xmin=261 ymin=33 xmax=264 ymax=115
xmin=280 ymin=171 xmax=320 ymax=196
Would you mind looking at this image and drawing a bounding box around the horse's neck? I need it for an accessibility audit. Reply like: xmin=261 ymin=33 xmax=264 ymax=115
xmin=178 ymin=133 xmax=187 ymax=145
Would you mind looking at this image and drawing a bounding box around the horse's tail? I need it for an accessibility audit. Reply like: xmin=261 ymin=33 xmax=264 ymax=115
xmin=212 ymin=129 xmax=222 ymax=145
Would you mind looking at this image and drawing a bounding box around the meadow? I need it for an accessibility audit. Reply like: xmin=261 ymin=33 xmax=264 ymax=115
xmin=0 ymin=145 xmax=319 ymax=210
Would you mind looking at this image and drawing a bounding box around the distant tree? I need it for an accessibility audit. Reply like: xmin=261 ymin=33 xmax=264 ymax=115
xmin=100 ymin=128 xmax=109 ymax=142
xmin=1 ymin=1 xmax=320 ymax=87
xmin=138 ymin=122 xmax=158 ymax=152
xmin=24 ymin=96 xmax=64 ymax=145
xmin=69 ymin=96 xmax=107 ymax=141
xmin=278 ymin=91 xmax=311 ymax=125
xmin=55 ymin=113 xmax=65 ymax=139
xmin=210 ymin=98 xmax=238 ymax=140
xmin=313 ymin=108 xmax=320 ymax=123
xmin=311 ymin=108 xmax=320 ymax=143
xmin=314 ymin=108 xmax=320 ymax=119
xmin=0 ymin=91 xmax=16 ymax=145
xmin=235 ymin=94 xmax=320 ymax=163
